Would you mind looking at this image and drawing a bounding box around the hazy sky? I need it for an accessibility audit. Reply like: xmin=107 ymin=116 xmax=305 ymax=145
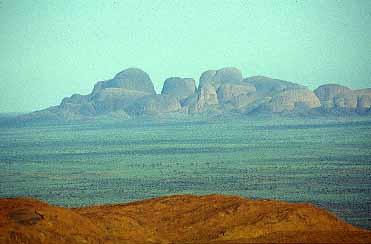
xmin=0 ymin=0 xmax=370 ymax=112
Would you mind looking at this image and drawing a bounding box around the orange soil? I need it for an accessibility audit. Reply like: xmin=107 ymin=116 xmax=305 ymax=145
xmin=0 ymin=194 xmax=370 ymax=243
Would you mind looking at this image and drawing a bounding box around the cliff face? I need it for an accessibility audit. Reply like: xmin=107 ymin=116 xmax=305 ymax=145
xmin=314 ymin=84 xmax=371 ymax=112
xmin=264 ymin=88 xmax=321 ymax=113
xmin=199 ymin=67 xmax=243 ymax=89
xmin=161 ymin=77 xmax=196 ymax=100
xmin=1 ymin=195 xmax=370 ymax=244
xmin=16 ymin=67 xmax=371 ymax=123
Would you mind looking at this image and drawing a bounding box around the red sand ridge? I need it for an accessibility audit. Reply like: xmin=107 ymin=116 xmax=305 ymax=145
xmin=1 ymin=194 xmax=370 ymax=243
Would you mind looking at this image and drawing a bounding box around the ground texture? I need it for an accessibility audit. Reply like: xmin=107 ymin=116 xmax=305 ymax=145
xmin=1 ymin=194 xmax=370 ymax=243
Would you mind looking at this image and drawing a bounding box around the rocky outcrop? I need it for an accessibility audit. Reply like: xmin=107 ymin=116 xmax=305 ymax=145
xmin=18 ymin=68 xmax=157 ymax=122
xmin=1 ymin=195 xmax=370 ymax=244
xmin=314 ymin=84 xmax=371 ymax=113
xmin=92 ymin=68 xmax=156 ymax=95
xmin=244 ymin=76 xmax=304 ymax=97
xmin=185 ymin=67 xmax=246 ymax=114
xmin=60 ymin=94 xmax=89 ymax=105
xmin=128 ymin=95 xmax=181 ymax=115
xmin=187 ymin=83 xmax=219 ymax=113
xmin=215 ymin=83 xmax=257 ymax=112
xmin=161 ymin=77 xmax=196 ymax=100
xmin=197 ymin=83 xmax=218 ymax=106
xmin=262 ymin=88 xmax=321 ymax=113
xmin=88 ymin=68 xmax=156 ymax=114
xmin=354 ymin=89 xmax=371 ymax=112
xmin=199 ymin=67 xmax=243 ymax=89
xmin=314 ymin=84 xmax=355 ymax=109
xmin=14 ymin=67 xmax=371 ymax=123
xmin=354 ymin=88 xmax=371 ymax=97
xmin=89 ymin=87 xmax=148 ymax=114
xmin=217 ymin=83 xmax=256 ymax=103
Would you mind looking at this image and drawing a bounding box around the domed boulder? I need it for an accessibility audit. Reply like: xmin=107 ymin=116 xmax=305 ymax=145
xmin=314 ymin=84 xmax=356 ymax=109
xmin=243 ymin=76 xmax=304 ymax=97
xmin=161 ymin=77 xmax=196 ymax=100
xmin=92 ymin=68 xmax=156 ymax=95
xmin=87 ymin=68 xmax=156 ymax=114
xmin=264 ymin=88 xmax=321 ymax=113
xmin=314 ymin=84 xmax=352 ymax=100
xmin=199 ymin=67 xmax=243 ymax=89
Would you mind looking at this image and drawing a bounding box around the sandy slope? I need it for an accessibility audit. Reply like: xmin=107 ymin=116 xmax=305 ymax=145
xmin=1 ymin=194 xmax=370 ymax=243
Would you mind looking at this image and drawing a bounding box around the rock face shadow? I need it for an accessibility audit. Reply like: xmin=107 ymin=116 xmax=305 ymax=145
xmin=8 ymin=209 xmax=43 ymax=225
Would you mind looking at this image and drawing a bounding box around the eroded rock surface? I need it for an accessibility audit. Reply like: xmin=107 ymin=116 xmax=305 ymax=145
xmin=14 ymin=67 xmax=371 ymax=123
xmin=187 ymin=83 xmax=219 ymax=113
xmin=217 ymin=83 xmax=256 ymax=103
xmin=263 ymin=88 xmax=321 ymax=113
xmin=199 ymin=67 xmax=243 ymax=89
xmin=161 ymin=77 xmax=196 ymax=100
xmin=128 ymin=94 xmax=181 ymax=115
xmin=1 ymin=195 xmax=370 ymax=244
xmin=244 ymin=76 xmax=304 ymax=97
xmin=93 ymin=68 xmax=156 ymax=94
xmin=314 ymin=84 xmax=371 ymax=113
xmin=314 ymin=84 xmax=356 ymax=109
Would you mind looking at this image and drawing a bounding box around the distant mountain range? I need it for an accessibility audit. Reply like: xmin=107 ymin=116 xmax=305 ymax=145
xmin=15 ymin=67 xmax=371 ymax=123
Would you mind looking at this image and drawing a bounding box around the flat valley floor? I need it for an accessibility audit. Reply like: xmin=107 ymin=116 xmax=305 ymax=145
xmin=1 ymin=117 xmax=370 ymax=230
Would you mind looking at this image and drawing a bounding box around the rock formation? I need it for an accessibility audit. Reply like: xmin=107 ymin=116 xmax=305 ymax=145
xmin=186 ymin=67 xmax=250 ymax=113
xmin=314 ymin=84 xmax=371 ymax=113
xmin=14 ymin=66 xmax=371 ymax=123
xmin=244 ymin=76 xmax=304 ymax=97
xmin=199 ymin=67 xmax=243 ymax=89
xmin=262 ymin=88 xmax=321 ymax=113
xmin=128 ymin=95 xmax=181 ymax=115
xmin=1 ymin=195 xmax=370 ymax=243
xmin=92 ymin=68 xmax=156 ymax=95
xmin=18 ymin=68 xmax=157 ymax=122
xmin=356 ymin=89 xmax=371 ymax=113
xmin=314 ymin=84 xmax=356 ymax=109
xmin=217 ymin=83 xmax=256 ymax=103
xmin=187 ymin=83 xmax=219 ymax=113
xmin=161 ymin=77 xmax=196 ymax=100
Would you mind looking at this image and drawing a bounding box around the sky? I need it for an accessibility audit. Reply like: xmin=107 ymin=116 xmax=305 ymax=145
xmin=0 ymin=0 xmax=370 ymax=113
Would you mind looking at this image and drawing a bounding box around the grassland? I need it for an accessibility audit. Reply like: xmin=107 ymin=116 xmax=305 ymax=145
xmin=0 ymin=116 xmax=370 ymax=229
